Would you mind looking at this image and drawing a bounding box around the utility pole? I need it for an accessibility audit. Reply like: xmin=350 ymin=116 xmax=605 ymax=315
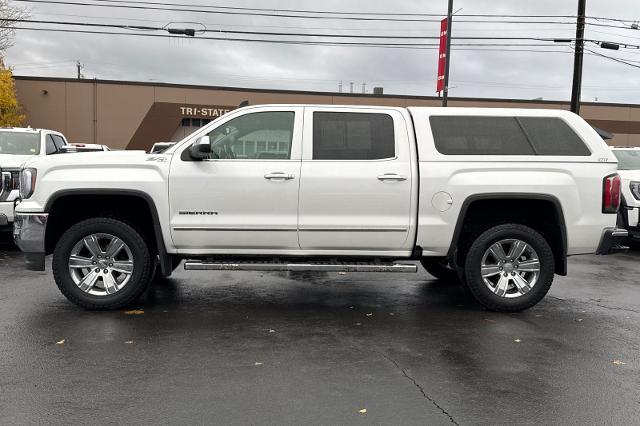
xmin=442 ymin=0 xmax=454 ymax=107
xmin=76 ymin=61 xmax=83 ymax=79
xmin=570 ymin=0 xmax=586 ymax=114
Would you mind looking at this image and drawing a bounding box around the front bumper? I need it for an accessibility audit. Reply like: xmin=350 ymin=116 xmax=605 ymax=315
xmin=13 ymin=212 xmax=49 ymax=271
xmin=596 ymin=227 xmax=629 ymax=255
xmin=0 ymin=201 xmax=14 ymax=227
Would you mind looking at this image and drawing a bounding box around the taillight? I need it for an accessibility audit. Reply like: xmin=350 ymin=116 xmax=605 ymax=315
xmin=603 ymin=173 xmax=621 ymax=214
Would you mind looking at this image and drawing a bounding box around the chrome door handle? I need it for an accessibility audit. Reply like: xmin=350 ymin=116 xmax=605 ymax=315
xmin=377 ymin=173 xmax=407 ymax=182
xmin=264 ymin=172 xmax=295 ymax=181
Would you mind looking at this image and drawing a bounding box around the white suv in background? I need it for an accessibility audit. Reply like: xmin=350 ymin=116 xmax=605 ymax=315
xmin=0 ymin=127 xmax=69 ymax=229
xmin=611 ymin=147 xmax=640 ymax=245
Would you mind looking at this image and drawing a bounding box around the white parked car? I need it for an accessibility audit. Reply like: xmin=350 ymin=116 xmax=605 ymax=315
xmin=0 ymin=127 xmax=69 ymax=228
xmin=11 ymin=105 xmax=626 ymax=311
xmin=611 ymin=147 xmax=640 ymax=244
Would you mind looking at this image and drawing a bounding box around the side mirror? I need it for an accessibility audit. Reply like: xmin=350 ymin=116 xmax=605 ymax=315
xmin=189 ymin=136 xmax=211 ymax=160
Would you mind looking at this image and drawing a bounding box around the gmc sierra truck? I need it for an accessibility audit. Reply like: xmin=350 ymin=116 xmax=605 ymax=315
xmin=10 ymin=105 xmax=627 ymax=312
xmin=0 ymin=127 xmax=69 ymax=230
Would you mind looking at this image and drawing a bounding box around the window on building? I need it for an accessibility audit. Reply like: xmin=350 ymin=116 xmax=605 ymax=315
xmin=181 ymin=118 xmax=191 ymax=127
xmin=313 ymin=112 xmax=395 ymax=160
xmin=430 ymin=116 xmax=591 ymax=156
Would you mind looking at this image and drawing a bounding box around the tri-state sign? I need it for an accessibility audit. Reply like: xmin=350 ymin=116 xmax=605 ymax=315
xmin=179 ymin=106 xmax=233 ymax=118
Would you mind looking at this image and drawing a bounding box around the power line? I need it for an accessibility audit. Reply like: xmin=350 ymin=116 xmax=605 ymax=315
xmin=4 ymin=18 xmax=579 ymax=42
xmin=12 ymin=1 xmax=580 ymax=24
xmin=68 ymin=0 xmax=580 ymax=19
xmin=586 ymin=48 xmax=640 ymax=68
xmin=8 ymin=25 xmax=580 ymax=49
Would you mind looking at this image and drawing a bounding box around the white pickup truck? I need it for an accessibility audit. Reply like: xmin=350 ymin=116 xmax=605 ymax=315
xmin=10 ymin=105 xmax=627 ymax=312
xmin=0 ymin=127 xmax=69 ymax=229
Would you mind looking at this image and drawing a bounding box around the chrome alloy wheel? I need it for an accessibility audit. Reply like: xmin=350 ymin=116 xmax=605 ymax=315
xmin=480 ymin=239 xmax=541 ymax=298
xmin=68 ymin=233 xmax=134 ymax=296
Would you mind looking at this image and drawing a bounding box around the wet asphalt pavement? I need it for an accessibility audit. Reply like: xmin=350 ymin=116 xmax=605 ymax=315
xmin=0 ymin=236 xmax=639 ymax=425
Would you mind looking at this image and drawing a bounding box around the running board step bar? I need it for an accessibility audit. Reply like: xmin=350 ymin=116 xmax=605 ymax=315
xmin=184 ymin=260 xmax=418 ymax=273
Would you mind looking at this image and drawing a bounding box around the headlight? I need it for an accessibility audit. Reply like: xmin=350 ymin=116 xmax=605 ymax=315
xmin=19 ymin=168 xmax=37 ymax=199
xmin=630 ymin=182 xmax=640 ymax=201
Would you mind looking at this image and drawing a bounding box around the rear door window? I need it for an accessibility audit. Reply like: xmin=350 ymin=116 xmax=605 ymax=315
xmin=313 ymin=112 xmax=395 ymax=160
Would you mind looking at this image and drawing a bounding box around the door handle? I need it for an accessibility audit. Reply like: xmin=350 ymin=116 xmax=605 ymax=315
xmin=377 ymin=173 xmax=407 ymax=182
xmin=264 ymin=172 xmax=295 ymax=181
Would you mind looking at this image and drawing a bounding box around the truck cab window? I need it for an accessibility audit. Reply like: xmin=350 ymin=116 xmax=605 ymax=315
xmin=45 ymin=135 xmax=58 ymax=155
xmin=313 ymin=112 xmax=395 ymax=160
xmin=203 ymin=111 xmax=294 ymax=160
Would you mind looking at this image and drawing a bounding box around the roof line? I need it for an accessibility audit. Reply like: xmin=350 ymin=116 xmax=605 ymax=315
xmin=12 ymin=75 xmax=640 ymax=109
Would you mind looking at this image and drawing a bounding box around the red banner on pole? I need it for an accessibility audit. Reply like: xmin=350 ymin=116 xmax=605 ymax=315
xmin=436 ymin=18 xmax=448 ymax=93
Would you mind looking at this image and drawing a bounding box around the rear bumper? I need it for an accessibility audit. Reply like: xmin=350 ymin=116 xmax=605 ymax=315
xmin=596 ymin=227 xmax=629 ymax=255
xmin=13 ymin=212 xmax=48 ymax=271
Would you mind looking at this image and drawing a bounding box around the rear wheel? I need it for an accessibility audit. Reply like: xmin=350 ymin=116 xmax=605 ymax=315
xmin=52 ymin=218 xmax=154 ymax=309
xmin=463 ymin=224 xmax=554 ymax=312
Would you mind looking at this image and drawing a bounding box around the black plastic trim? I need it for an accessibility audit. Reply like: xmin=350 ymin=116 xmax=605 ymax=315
xmin=44 ymin=189 xmax=172 ymax=276
xmin=447 ymin=193 xmax=568 ymax=276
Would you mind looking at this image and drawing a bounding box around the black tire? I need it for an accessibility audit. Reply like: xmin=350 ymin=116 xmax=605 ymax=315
xmin=463 ymin=224 xmax=555 ymax=312
xmin=52 ymin=217 xmax=154 ymax=309
xmin=421 ymin=258 xmax=460 ymax=283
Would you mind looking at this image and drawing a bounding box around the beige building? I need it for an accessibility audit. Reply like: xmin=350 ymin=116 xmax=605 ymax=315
xmin=13 ymin=76 xmax=640 ymax=151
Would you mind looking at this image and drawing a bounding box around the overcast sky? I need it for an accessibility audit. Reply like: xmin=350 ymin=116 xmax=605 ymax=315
xmin=4 ymin=0 xmax=640 ymax=103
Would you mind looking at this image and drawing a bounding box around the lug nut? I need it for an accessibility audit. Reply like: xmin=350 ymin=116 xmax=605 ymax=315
xmin=92 ymin=261 xmax=96 ymax=265
xmin=103 ymin=269 xmax=109 ymax=273
xmin=499 ymin=267 xmax=503 ymax=271
xmin=109 ymin=263 xmax=113 ymax=267
xmin=95 ymin=268 xmax=100 ymax=272
xmin=504 ymin=273 xmax=508 ymax=277
xmin=511 ymin=272 xmax=516 ymax=276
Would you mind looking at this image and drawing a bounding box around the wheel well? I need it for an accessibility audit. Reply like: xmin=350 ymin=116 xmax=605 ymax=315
xmin=45 ymin=194 xmax=159 ymax=256
xmin=451 ymin=197 xmax=567 ymax=275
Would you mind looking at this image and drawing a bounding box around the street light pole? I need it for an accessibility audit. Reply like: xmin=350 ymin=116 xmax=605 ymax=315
xmin=442 ymin=0 xmax=454 ymax=107
xmin=570 ymin=0 xmax=587 ymax=114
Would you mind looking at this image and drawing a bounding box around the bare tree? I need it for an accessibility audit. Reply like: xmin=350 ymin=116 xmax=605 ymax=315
xmin=0 ymin=0 xmax=28 ymax=53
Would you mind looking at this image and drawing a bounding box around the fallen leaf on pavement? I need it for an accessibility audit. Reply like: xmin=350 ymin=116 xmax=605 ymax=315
xmin=575 ymin=318 xmax=583 ymax=322
xmin=355 ymin=323 xmax=362 ymax=326
xmin=56 ymin=339 xmax=65 ymax=345
xmin=359 ymin=409 xmax=367 ymax=414
xmin=268 ymin=329 xmax=276 ymax=333
xmin=254 ymin=362 xmax=263 ymax=366
xmin=125 ymin=341 xmax=134 ymax=344
xmin=124 ymin=310 xmax=144 ymax=315
xmin=366 ymin=313 xmax=373 ymax=317
xmin=612 ymin=360 xmax=626 ymax=366
xmin=484 ymin=318 xmax=496 ymax=323
xmin=338 ymin=272 xmax=347 ymax=276
xmin=389 ymin=313 xmax=395 ymax=316
xmin=514 ymin=339 xmax=522 ymax=343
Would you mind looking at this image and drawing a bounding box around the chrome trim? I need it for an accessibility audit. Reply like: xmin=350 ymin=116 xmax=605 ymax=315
xmin=0 ymin=171 xmax=11 ymax=200
xmin=184 ymin=261 xmax=417 ymax=273
xmin=299 ymin=228 xmax=408 ymax=232
xmin=13 ymin=212 xmax=48 ymax=253
xmin=173 ymin=227 xmax=297 ymax=232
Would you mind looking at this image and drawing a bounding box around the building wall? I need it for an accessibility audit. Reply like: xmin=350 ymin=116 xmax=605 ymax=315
xmin=13 ymin=76 xmax=640 ymax=150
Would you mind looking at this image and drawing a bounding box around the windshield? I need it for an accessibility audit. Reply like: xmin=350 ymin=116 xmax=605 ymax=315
xmin=613 ymin=150 xmax=640 ymax=170
xmin=0 ymin=132 xmax=40 ymax=155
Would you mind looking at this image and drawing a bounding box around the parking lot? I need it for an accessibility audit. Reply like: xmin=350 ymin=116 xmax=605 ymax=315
xmin=0 ymin=237 xmax=638 ymax=425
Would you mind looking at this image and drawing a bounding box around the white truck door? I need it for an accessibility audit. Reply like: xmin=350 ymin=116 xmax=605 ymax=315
xmin=169 ymin=107 xmax=303 ymax=252
xmin=298 ymin=107 xmax=416 ymax=252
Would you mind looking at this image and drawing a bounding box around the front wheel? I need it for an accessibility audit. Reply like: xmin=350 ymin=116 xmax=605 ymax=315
xmin=52 ymin=218 xmax=154 ymax=309
xmin=463 ymin=224 xmax=555 ymax=312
